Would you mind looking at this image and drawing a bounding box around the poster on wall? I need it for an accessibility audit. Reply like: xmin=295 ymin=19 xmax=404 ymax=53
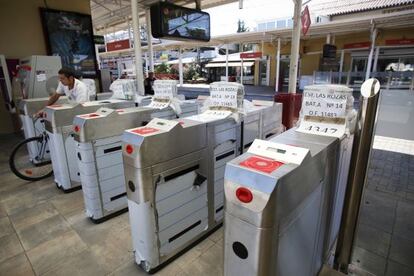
xmin=40 ymin=8 xmax=97 ymax=78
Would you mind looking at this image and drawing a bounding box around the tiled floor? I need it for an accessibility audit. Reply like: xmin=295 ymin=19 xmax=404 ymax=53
xmin=0 ymin=133 xmax=223 ymax=276
xmin=1 ymin=131 xmax=413 ymax=276
xmin=350 ymin=136 xmax=414 ymax=276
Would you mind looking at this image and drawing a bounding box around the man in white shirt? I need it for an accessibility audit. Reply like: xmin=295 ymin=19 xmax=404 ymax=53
xmin=36 ymin=67 xmax=89 ymax=116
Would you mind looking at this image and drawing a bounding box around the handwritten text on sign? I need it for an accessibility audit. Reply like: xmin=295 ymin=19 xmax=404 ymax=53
xmin=210 ymin=85 xmax=238 ymax=109
xmin=301 ymin=89 xmax=347 ymax=118
xmin=297 ymin=119 xmax=346 ymax=138
xmin=153 ymin=80 xmax=177 ymax=100
xmin=147 ymin=100 xmax=170 ymax=109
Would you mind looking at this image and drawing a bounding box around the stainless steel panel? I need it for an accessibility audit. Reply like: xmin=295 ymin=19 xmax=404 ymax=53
xmin=224 ymin=127 xmax=353 ymax=275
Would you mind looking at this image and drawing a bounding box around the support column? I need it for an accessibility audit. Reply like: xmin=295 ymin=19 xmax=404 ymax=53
xmin=131 ymin=0 xmax=145 ymax=96
xmin=95 ymin=44 xmax=101 ymax=70
xmin=144 ymin=52 xmax=149 ymax=74
xmin=225 ymin=44 xmax=229 ymax=81
xmin=365 ymin=26 xmax=377 ymax=80
xmin=326 ymin=33 xmax=331 ymax=44
xmin=288 ymin=0 xmax=302 ymax=94
xmin=339 ymin=50 xmax=345 ymax=73
xmin=145 ymin=9 xmax=154 ymax=72
xmin=179 ymin=48 xmax=183 ymax=86
xmin=339 ymin=49 xmax=345 ymax=83
xmin=372 ymin=46 xmax=380 ymax=73
xmin=240 ymin=59 xmax=244 ymax=84
xmin=275 ymin=38 xmax=281 ymax=92
xmin=127 ymin=18 xmax=132 ymax=43
xmin=104 ymin=25 xmax=108 ymax=52
xmin=240 ymin=43 xmax=243 ymax=84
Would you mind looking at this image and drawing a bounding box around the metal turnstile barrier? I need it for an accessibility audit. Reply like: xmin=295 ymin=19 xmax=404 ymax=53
xmin=44 ymin=99 xmax=134 ymax=192
xmin=123 ymin=118 xmax=208 ymax=272
xmin=223 ymin=129 xmax=354 ymax=276
xmin=223 ymin=84 xmax=356 ymax=276
xmin=72 ymin=101 xmax=199 ymax=222
xmin=121 ymin=102 xmax=283 ymax=272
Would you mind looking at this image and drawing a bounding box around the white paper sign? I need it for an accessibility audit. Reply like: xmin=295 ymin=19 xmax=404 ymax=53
xmin=209 ymin=83 xmax=239 ymax=109
xmin=296 ymin=118 xmax=346 ymax=138
xmin=36 ymin=71 xmax=46 ymax=82
xmin=301 ymin=88 xmax=347 ymax=118
xmin=153 ymin=80 xmax=177 ymax=100
xmin=187 ymin=110 xmax=232 ymax=123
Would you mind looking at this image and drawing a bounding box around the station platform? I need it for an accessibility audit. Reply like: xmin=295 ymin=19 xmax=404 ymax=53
xmin=349 ymin=136 xmax=414 ymax=276
xmin=0 ymin=130 xmax=412 ymax=276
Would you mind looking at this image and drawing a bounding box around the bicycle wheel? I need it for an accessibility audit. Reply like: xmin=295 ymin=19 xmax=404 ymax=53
xmin=9 ymin=136 xmax=53 ymax=181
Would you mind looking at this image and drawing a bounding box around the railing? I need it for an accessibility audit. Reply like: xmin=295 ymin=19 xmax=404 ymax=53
xmin=312 ymin=71 xmax=414 ymax=91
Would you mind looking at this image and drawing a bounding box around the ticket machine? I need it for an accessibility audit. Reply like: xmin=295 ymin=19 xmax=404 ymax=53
xmin=72 ymin=101 xmax=199 ymax=222
xmin=44 ymin=99 xmax=134 ymax=192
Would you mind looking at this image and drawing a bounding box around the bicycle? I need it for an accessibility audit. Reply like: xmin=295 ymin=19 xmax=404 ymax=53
xmin=9 ymin=117 xmax=53 ymax=181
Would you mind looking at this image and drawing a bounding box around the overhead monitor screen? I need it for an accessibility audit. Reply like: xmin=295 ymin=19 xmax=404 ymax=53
xmin=150 ymin=2 xmax=210 ymax=42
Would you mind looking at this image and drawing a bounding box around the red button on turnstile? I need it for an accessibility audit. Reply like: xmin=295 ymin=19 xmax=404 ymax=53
xmin=125 ymin=144 xmax=134 ymax=154
xmin=73 ymin=125 xmax=80 ymax=133
xmin=239 ymin=156 xmax=284 ymax=174
xmin=131 ymin=127 xmax=159 ymax=135
xmin=236 ymin=187 xmax=253 ymax=203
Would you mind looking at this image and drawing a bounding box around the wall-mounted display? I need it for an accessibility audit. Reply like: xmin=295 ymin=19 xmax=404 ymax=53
xmin=40 ymin=8 xmax=97 ymax=78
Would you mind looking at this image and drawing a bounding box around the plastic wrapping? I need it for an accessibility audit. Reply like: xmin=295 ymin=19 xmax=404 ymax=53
xmin=109 ymin=79 xmax=136 ymax=100
xmin=148 ymin=80 xmax=183 ymax=115
xmin=82 ymin=79 xmax=96 ymax=98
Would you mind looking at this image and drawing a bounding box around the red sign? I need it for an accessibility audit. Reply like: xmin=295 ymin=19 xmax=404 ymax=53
xmin=344 ymin=42 xmax=370 ymax=49
xmin=239 ymin=156 xmax=284 ymax=174
xmin=301 ymin=5 xmax=311 ymax=36
xmin=240 ymin=52 xmax=262 ymax=59
xmin=106 ymin=39 xmax=130 ymax=52
xmin=131 ymin=127 xmax=159 ymax=135
xmin=385 ymin=38 xmax=414 ymax=46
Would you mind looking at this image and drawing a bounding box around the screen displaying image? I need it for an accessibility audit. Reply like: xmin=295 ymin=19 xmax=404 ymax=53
xmin=151 ymin=2 xmax=210 ymax=42
xmin=40 ymin=9 xmax=97 ymax=77
xmin=162 ymin=7 xmax=210 ymax=41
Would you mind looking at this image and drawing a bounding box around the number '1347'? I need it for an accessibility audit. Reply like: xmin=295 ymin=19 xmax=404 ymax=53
xmin=306 ymin=125 xmax=338 ymax=134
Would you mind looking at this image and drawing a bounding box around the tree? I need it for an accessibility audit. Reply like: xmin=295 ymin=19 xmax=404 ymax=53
xmin=154 ymin=63 xmax=169 ymax=74
xmin=237 ymin=19 xmax=249 ymax=33
xmin=237 ymin=20 xmax=249 ymax=52
xmin=184 ymin=64 xmax=200 ymax=81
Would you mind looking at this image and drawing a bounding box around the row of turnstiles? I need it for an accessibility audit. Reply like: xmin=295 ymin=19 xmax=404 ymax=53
xmin=19 ymin=82 xmax=355 ymax=275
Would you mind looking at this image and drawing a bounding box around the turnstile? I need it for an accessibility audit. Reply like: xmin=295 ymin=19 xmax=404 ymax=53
xmin=123 ymin=118 xmax=208 ymax=272
xmin=223 ymin=128 xmax=354 ymax=276
xmin=122 ymin=103 xmax=283 ymax=272
xmin=44 ymin=99 xmax=134 ymax=192
xmin=253 ymin=102 xmax=284 ymax=139
xmin=72 ymin=101 xmax=199 ymax=222
xmin=19 ymin=97 xmax=68 ymax=161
